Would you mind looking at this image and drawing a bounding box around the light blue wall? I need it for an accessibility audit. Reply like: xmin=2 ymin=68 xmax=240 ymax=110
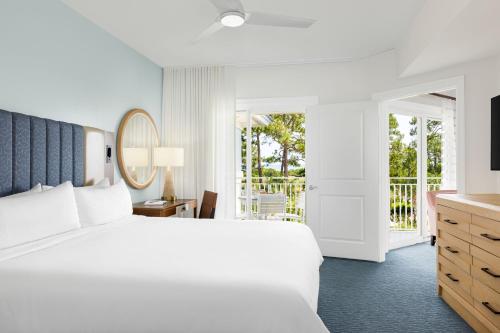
xmin=0 ymin=0 xmax=163 ymax=201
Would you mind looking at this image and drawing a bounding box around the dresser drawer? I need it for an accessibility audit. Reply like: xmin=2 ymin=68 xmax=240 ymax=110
xmin=472 ymin=245 xmax=500 ymax=294
xmin=472 ymin=279 xmax=500 ymax=329
xmin=437 ymin=205 xmax=471 ymax=242
xmin=472 ymin=215 xmax=500 ymax=255
xmin=438 ymin=230 xmax=471 ymax=274
xmin=439 ymin=255 xmax=473 ymax=304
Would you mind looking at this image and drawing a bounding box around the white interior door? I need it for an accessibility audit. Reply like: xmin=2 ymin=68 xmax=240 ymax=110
xmin=306 ymin=101 xmax=381 ymax=262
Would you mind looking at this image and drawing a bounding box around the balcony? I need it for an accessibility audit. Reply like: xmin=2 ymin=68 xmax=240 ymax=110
xmin=390 ymin=177 xmax=441 ymax=231
xmin=236 ymin=176 xmax=306 ymax=222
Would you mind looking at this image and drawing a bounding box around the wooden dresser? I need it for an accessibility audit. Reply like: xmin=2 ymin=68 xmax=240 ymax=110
xmin=437 ymin=194 xmax=500 ymax=333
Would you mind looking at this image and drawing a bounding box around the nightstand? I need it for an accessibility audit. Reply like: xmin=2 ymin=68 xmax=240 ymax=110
xmin=133 ymin=199 xmax=197 ymax=218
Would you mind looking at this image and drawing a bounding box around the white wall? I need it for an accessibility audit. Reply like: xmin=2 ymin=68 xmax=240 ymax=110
xmin=236 ymin=51 xmax=500 ymax=194
xmin=236 ymin=52 xmax=397 ymax=105
xmin=0 ymin=0 xmax=163 ymax=201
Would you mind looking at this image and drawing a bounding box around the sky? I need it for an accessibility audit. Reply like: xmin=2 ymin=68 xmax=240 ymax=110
xmin=394 ymin=114 xmax=414 ymax=144
xmin=260 ymin=138 xmax=304 ymax=170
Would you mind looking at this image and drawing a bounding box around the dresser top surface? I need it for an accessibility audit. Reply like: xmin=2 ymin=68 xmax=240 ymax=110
xmin=437 ymin=194 xmax=500 ymax=218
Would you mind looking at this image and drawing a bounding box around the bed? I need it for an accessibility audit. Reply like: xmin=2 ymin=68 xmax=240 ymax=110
xmin=0 ymin=216 xmax=327 ymax=333
xmin=0 ymin=109 xmax=328 ymax=332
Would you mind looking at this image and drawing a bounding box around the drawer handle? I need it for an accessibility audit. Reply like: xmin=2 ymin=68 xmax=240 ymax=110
xmin=444 ymin=219 xmax=458 ymax=225
xmin=482 ymin=302 xmax=500 ymax=315
xmin=480 ymin=233 xmax=500 ymax=241
xmin=445 ymin=246 xmax=459 ymax=254
xmin=445 ymin=273 xmax=459 ymax=282
xmin=481 ymin=267 xmax=500 ymax=278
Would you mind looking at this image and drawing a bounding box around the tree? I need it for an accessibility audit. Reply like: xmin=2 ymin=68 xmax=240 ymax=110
xmin=389 ymin=113 xmax=405 ymax=177
xmin=427 ymin=120 xmax=442 ymax=177
xmin=389 ymin=114 xmax=443 ymax=178
xmin=403 ymin=116 xmax=418 ymax=177
xmin=241 ymin=113 xmax=305 ymax=178
xmin=261 ymin=114 xmax=305 ymax=177
xmin=254 ymin=127 xmax=264 ymax=182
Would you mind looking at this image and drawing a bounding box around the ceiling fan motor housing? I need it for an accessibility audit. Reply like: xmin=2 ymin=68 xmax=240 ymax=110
xmin=220 ymin=11 xmax=246 ymax=27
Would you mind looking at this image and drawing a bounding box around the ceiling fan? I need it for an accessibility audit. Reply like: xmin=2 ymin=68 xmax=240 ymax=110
xmin=193 ymin=0 xmax=315 ymax=43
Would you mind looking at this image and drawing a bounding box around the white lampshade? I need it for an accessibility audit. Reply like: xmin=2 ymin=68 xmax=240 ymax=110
xmin=123 ymin=147 xmax=149 ymax=167
xmin=154 ymin=147 xmax=184 ymax=167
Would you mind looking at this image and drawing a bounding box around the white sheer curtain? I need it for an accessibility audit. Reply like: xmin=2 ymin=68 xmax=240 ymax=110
xmin=162 ymin=66 xmax=236 ymax=218
xmin=441 ymin=99 xmax=457 ymax=189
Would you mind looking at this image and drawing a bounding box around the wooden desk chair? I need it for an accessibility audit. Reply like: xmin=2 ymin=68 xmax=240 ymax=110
xmin=199 ymin=191 xmax=218 ymax=219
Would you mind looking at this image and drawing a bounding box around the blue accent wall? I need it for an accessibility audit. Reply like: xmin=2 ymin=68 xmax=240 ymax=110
xmin=0 ymin=0 xmax=163 ymax=201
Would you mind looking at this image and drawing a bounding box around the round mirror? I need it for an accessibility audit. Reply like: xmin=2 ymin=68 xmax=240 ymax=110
xmin=117 ymin=109 xmax=159 ymax=189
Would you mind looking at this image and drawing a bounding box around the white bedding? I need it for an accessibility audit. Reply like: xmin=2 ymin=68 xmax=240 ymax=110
xmin=0 ymin=216 xmax=328 ymax=333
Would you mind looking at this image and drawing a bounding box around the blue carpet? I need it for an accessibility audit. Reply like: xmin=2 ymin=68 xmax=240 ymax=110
xmin=318 ymin=243 xmax=474 ymax=333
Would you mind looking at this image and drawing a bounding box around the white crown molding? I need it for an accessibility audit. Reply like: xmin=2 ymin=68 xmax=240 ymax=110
xmin=164 ymin=48 xmax=395 ymax=69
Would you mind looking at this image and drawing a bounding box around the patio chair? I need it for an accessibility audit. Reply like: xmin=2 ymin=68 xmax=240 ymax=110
xmin=426 ymin=189 xmax=457 ymax=245
xmin=285 ymin=191 xmax=306 ymax=222
xmin=257 ymin=193 xmax=286 ymax=220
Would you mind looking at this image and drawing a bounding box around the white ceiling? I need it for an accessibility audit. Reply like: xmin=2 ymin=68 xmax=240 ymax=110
xmin=62 ymin=0 xmax=425 ymax=67
xmin=400 ymin=0 xmax=500 ymax=76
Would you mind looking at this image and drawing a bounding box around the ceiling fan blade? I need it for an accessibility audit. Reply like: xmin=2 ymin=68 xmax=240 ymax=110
xmin=246 ymin=12 xmax=315 ymax=28
xmin=192 ymin=22 xmax=224 ymax=44
xmin=209 ymin=0 xmax=244 ymax=13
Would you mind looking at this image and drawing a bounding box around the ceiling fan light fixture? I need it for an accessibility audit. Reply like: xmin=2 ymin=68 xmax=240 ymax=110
xmin=220 ymin=11 xmax=245 ymax=27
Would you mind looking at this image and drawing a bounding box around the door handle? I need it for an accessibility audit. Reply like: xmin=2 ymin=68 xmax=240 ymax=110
xmin=445 ymin=273 xmax=459 ymax=282
xmin=308 ymin=185 xmax=318 ymax=191
xmin=443 ymin=219 xmax=458 ymax=225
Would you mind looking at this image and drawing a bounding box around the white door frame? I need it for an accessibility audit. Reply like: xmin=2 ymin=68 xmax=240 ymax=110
xmin=236 ymin=96 xmax=319 ymax=219
xmin=373 ymin=76 xmax=465 ymax=256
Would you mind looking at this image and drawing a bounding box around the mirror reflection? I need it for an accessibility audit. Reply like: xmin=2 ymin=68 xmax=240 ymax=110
xmin=118 ymin=109 xmax=159 ymax=189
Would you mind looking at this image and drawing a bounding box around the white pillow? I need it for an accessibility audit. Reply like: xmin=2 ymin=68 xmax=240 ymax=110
xmin=0 ymin=182 xmax=81 ymax=249
xmin=41 ymin=178 xmax=110 ymax=191
xmin=74 ymin=179 xmax=132 ymax=227
xmin=5 ymin=184 xmax=43 ymax=199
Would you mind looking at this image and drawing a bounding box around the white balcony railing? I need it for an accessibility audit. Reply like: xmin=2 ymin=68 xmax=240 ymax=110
xmin=236 ymin=176 xmax=441 ymax=228
xmin=236 ymin=177 xmax=306 ymax=221
xmin=390 ymin=177 xmax=441 ymax=231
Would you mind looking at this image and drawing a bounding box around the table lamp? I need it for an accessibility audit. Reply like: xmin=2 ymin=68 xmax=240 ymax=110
xmin=154 ymin=147 xmax=184 ymax=201
xmin=123 ymin=147 xmax=149 ymax=181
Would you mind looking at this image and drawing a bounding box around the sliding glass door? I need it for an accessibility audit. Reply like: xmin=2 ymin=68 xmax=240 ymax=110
xmin=388 ymin=103 xmax=453 ymax=249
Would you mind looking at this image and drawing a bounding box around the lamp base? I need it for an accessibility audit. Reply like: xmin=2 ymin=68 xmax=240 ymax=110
xmin=162 ymin=168 xmax=176 ymax=202
xmin=162 ymin=195 xmax=177 ymax=202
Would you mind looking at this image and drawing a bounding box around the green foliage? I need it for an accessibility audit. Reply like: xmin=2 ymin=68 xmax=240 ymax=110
xmin=427 ymin=120 xmax=442 ymax=177
xmin=241 ymin=113 xmax=305 ymax=177
xmin=262 ymin=113 xmax=305 ymax=177
xmin=389 ymin=114 xmax=442 ymax=178
xmin=289 ymin=167 xmax=305 ymax=177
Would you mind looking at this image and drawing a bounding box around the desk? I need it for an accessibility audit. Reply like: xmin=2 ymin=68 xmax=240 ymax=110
xmin=133 ymin=199 xmax=197 ymax=218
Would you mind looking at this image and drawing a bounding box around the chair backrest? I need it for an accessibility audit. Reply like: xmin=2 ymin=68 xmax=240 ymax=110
xmin=426 ymin=189 xmax=457 ymax=235
xmin=257 ymin=193 xmax=286 ymax=215
xmin=296 ymin=191 xmax=306 ymax=211
xmin=199 ymin=191 xmax=218 ymax=219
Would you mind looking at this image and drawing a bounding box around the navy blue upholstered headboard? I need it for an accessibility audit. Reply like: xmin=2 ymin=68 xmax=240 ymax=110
xmin=0 ymin=110 xmax=84 ymax=197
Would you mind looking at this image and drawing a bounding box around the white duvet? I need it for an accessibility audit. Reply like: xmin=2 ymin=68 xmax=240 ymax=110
xmin=0 ymin=216 xmax=328 ymax=333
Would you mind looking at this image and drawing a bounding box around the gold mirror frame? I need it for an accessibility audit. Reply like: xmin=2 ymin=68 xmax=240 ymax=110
xmin=117 ymin=109 xmax=159 ymax=189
